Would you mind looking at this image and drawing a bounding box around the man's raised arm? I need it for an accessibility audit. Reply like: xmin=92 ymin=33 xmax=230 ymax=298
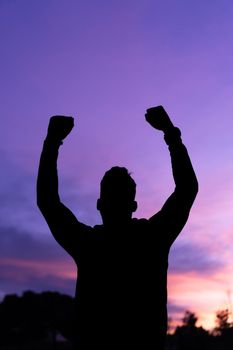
xmin=37 ymin=116 xmax=90 ymax=259
xmin=146 ymin=106 xmax=198 ymax=246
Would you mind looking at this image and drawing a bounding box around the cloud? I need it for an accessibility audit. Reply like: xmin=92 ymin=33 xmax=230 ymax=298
xmin=0 ymin=224 xmax=66 ymax=261
xmin=0 ymin=224 xmax=76 ymax=298
xmin=168 ymin=302 xmax=187 ymax=315
xmin=169 ymin=239 xmax=224 ymax=275
xmin=0 ymin=149 xmax=97 ymax=299
xmin=0 ymin=265 xmax=75 ymax=298
xmin=0 ymin=149 xmax=100 ymax=237
xmin=167 ymin=301 xmax=188 ymax=324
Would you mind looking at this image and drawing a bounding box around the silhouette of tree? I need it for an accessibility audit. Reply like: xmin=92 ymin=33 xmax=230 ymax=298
xmin=210 ymin=308 xmax=233 ymax=349
xmin=166 ymin=309 xmax=233 ymax=350
xmin=0 ymin=293 xmax=21 ymax=346
xmin=174 ymin=311 xmax=209 ymax=350
xmin=214 ymin=309 xmax=232 ymax=336
xmin=0 ymin=290 xmax=74 ymax=349
xmin=182 ymin=311 xmax=198 ymax=327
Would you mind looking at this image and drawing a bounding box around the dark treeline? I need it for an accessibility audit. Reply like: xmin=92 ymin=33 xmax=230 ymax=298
xmin=0 ymin=291 xmax=74 ymax=349
xmin=167 ymin=309 xmax=233 ymax=350
xmin=0 ymin=291 xmax=233 ymax=349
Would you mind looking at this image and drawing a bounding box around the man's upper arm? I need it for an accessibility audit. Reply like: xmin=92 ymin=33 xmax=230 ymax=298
xmin=39 ymin=201 xmax=92 ymax=260
xmin=149 ymin=189 xmax=195 ymax=246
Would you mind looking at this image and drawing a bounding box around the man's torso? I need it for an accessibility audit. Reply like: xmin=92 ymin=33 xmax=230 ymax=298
xmin=73 ymin=218 xmax=169 ymax=349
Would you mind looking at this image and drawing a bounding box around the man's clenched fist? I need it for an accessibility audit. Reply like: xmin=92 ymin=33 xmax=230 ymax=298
xmin=145 ymin=106 xmax=174 ymax=132
xmin=47 ymin=116 xmax=74 ymax=142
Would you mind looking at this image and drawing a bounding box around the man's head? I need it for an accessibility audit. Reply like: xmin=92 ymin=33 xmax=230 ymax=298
xmin=97 ymin=166 xmax=137 ymax=226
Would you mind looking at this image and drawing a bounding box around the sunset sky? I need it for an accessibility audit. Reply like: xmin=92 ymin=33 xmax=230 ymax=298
xmin=1 ymin=0 xmax=233 ymax=330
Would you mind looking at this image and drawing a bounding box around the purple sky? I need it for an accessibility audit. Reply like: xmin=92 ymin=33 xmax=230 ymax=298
xmin=1 ymin=0 xmax=233 ymax=329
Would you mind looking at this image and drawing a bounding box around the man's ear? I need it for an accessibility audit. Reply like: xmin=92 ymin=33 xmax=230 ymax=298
xmin=97 ymin=198 xmax=101 ymax=211
xmin=132 ymin=200 xmax=137 ymax=212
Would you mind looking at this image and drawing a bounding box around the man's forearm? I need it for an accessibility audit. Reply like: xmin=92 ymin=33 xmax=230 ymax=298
xmin=37 ymin=138 xmax=62 ymax=209
xmin=164 ymin=127 xmax=198 ymax=197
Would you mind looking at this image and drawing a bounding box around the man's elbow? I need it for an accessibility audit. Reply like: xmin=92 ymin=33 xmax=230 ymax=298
xmin=37 ymin=194 xmax=60 ymax=213
xmin=37 ymin=196 xmax=46 ymax=212
xmin=36 ymin=193 xmax=51 ymax=212
xmin=176 ymin=177 xmax=198 ymax=202
xmin=189 ymin=177 xmax=199 ymax=200
xmin=193 ymin=176 xmax=199 ymax=194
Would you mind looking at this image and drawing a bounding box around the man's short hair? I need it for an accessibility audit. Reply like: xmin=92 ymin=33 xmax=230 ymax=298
xmin=100 ymin=166 xmax=136 ymax=201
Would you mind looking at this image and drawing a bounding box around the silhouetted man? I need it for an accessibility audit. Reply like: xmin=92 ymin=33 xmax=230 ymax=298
xmin=37 ymin=106 xmax=198 ymax=349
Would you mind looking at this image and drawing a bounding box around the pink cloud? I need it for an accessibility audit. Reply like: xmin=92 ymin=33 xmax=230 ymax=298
xmin=168 ymin=267 xmax=233 ymax=330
